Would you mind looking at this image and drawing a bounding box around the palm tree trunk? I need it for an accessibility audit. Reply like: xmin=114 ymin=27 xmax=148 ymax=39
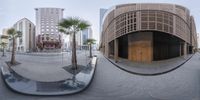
xmin=89 ymin=44 xmax=92 ymax=58
xmin=11 ymin=38 xmax=16 ymax=64
xmin=72 ymin=32 xmax=77 ymax=69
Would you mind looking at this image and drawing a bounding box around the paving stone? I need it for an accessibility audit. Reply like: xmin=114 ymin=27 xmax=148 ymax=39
xmin=0 ymin=51 xmax=200 ymax=100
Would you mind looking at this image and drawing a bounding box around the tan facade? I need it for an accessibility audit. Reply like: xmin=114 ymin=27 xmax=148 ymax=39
xmin=100 ymin=3 xmax=198 ymax=63
xmin=1 ymin=28 xmax=9 ymax=43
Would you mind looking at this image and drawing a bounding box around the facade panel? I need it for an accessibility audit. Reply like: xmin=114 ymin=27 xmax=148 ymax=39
xmin=100 ymin=3 xmax=198 ymax=63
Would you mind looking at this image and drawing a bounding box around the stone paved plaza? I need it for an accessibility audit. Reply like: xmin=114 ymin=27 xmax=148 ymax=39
xmin=1 ymin=51 xmax=90 ymax=82
xmin=0 ymin=51 xmax=200 ymax=100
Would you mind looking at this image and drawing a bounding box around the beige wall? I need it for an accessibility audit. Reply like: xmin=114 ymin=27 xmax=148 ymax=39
xmin=101 ymin=3 xmax=198 ymax=55
xmin=128 ymin=32 xmax=153 ymax=62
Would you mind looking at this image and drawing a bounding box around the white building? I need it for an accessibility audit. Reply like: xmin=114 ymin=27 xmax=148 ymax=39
xmin=12 ymin=18 xmax=35 ymax=52
xmin=35 ymin=8 xmax=64 ymax=51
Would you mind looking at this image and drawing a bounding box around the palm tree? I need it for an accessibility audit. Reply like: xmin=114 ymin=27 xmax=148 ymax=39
xmin=58 ymin=17 xmax=90 ymax=69
xmin=7 ymin=28 xmax=22 ymax=65
xmin=0 ymin=42 xmax=7 ymax=57
xmin=85 ymin=38 xmax=96 ymax=58
xmin=0 ymin=35 xmax=8 ymax=56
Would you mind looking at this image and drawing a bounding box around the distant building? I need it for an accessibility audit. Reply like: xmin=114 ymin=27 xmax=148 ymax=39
xmin=99 ymin=8 xmax=108 ymax=33
xmin=11 ymin=18 xmax=35 ymax=52
xmin=99 ymin=8 xmax=107 ymax=49
xmin=66 ymin=27 xmax=93 ymax=50
xmin=62 ymin=34 xmax=70 ymax=51
xmin=81 ymin=27 xmax=93 ymax=50
xmin=1 ymin=28 xmax=9 ymax=43
xmin=35 ymin=8 xmax=64 ymax=52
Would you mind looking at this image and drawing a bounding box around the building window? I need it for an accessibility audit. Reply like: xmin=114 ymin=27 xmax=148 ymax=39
xmin=19 ymin=38 xmax=22 ymax=45
xmin=141 ymin=22 xmax=148 ymax=29
xmin=46 ymin=37 xmax=49 ymax=40
xmin=157 ymin=23 xmax=163 ymax=30
xmin=149 ymin=17 xmax=155 ymax=21
xmin=141 ymin=17 xmax=148 ymax=21
xmin=164 ymin=24 xmax=168 ymax=32
xmin=149 ymin=22 xmax=156 ymax=29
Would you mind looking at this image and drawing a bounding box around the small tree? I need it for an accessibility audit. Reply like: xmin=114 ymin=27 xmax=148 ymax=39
xmin=0 ymin=35 xmax=8 ymax=56
xmin=7 ymin=28 xmax=22 ymax=65
xmin=58 ymin=17 xmax=90 ymax=69
xmin=85 ymin=38 xmax=96 ymax=58
xmin=0 ymin=42 xmax=7 ymax=57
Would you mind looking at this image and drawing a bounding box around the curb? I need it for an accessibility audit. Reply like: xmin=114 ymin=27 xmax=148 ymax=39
xmin=104 ymin=54 xmax=194 ymax=76
xmin=1 ymin=57 xmax=98 ymax=96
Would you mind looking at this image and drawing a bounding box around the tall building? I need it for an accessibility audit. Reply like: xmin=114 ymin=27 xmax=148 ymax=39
xmin=81 ymin=27 xmax=93 ymax=49
xmin=99 ymin=8 xmax=108 ymax=33
xmin=82 ymin=27 xmax=93 ymax=43
xmin=99 ymin=9 xmax=108 ymax=49
xmin=100 ymin=3 xmax=198 ymax=63
xmin=35 ymin=8 xmax=64 ymax=51
xmin=11 ymin=18 xmax=35 ymax=52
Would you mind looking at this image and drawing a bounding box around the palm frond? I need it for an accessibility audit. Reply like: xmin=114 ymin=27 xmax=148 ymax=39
xmin=86 ymin=38 xmax=96 ymax=44
xmin=1 ymin=35 xmax=9 ymax=39
xmin=78 ymin=20 xmax=90 ymax=31
xmin=16 ymin=31 xmax=22 ymax=38
xmin=69 ymin=17 xmax=81 ymax=25
xmin=7 ymin=28 xmax=22 ymax=39
xmin=0 ymin=42 xmax=7 ymax=47
xmin=7 ymin=28 xmax=16 ymax=37
xmin=58 ymin=28 xmax=66 ymax=33
xmin=58 ymin=16 xmax=90 ymax=36
xmin=59 ymin=20 xmax=72 ymax=29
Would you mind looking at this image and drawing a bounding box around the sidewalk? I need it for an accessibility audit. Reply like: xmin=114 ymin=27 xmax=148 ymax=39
xmin=107 ymin=54 xmax=194 ymax=75
xmin=1 ymin=51 xmax=91 ymax=82
xmin=0 ymin=52 xmax=97 ymax=95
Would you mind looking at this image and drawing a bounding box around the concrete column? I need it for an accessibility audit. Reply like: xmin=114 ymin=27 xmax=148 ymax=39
xmin=183 ymin=42 xmax=187 ymax=56
xmin=179 ymin=42 xmax=182 ymax=56
xmin=114 ymin=39 xmax=118 ymax=63
xmin=187 ymin=44 xmax=189 ymax=54
xmin=105 ymin=43 xmax=109 ymax=58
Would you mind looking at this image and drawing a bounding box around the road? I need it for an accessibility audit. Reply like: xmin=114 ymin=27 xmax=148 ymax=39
xmin=0 ymin=51 xmax=200 ymax=100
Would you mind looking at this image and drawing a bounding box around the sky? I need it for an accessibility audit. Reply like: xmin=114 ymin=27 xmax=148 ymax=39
xmin=0 ymin=0 xmax=200 ymax=47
